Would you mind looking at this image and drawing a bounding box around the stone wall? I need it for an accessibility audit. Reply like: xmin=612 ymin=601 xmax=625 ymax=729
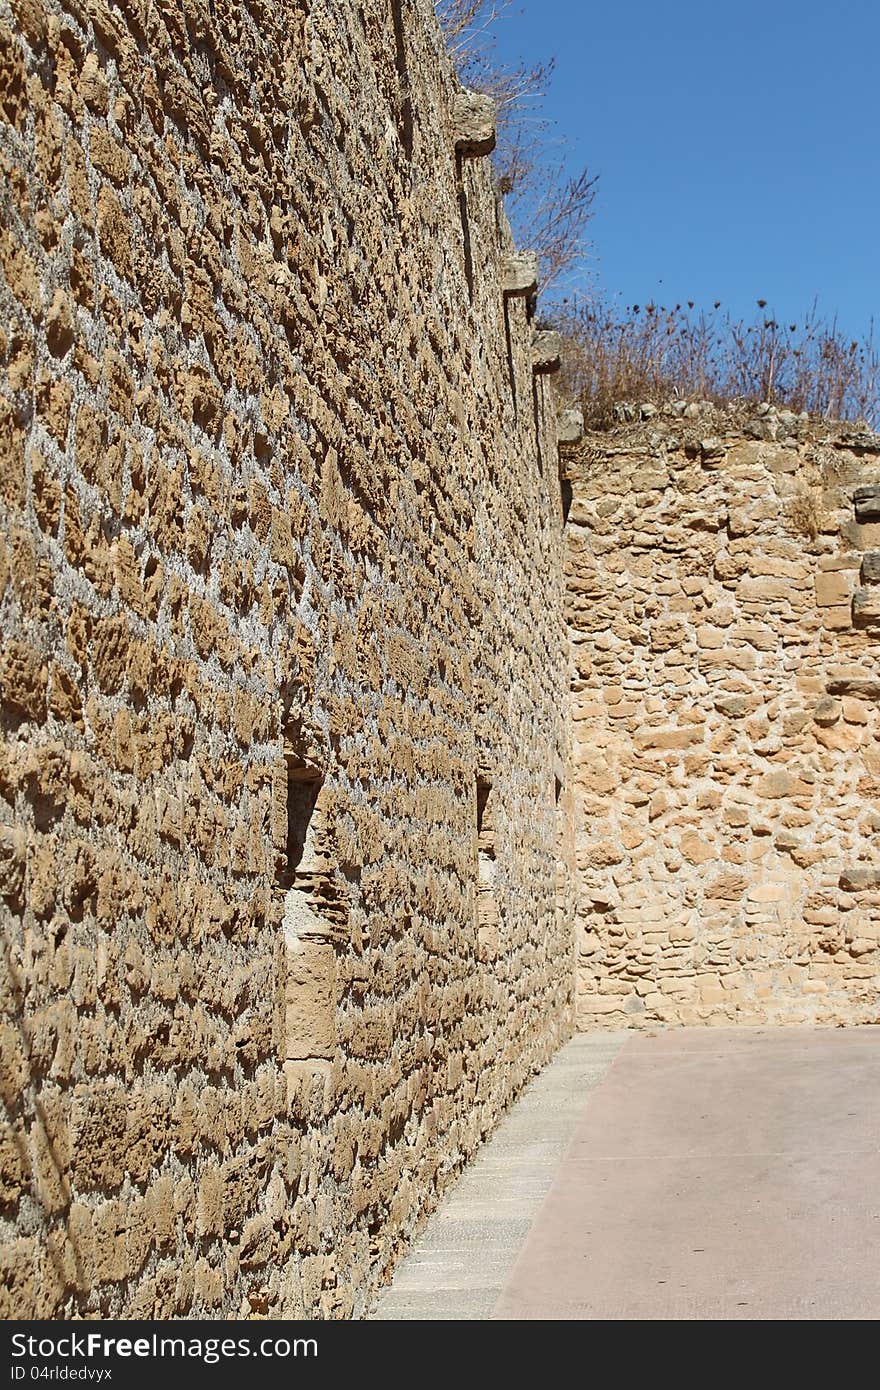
xmin=0 ymin=0 xmax=573 ymax=1317
xmin=566 ymin=404 xmax=880 ymax=1029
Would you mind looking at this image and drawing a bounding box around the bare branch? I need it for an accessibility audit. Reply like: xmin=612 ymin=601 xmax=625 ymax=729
xmin=438 ymin=0 xmax=595 ymax=298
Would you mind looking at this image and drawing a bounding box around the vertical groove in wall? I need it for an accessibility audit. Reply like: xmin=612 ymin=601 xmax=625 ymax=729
xmin=390 ymin=0 xmax=415 ymax=159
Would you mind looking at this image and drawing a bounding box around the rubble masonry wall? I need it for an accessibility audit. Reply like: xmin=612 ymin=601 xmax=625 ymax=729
xmin=567 ymin=407 xmax=880 ymax=1029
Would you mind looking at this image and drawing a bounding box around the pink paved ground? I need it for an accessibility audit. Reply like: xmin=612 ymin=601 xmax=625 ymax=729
xmin=493 ymin=1026 xmax=880 ymax=1320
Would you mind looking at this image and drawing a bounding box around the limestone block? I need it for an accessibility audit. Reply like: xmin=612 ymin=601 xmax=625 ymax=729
xmin=680 ymin=832 xmax=715 ymax=865
xmin=826 ymin=676 xmax=880 ymax=698
xmin=747 ymin=882 xmax=787 ymax=904
xmin=557 ymin=407 xmax=584 ymax=446
xmin=727 ymin=508 xmax=759 ymax=537
xmin=635 ymin=725 xmax=703 ymax=751
xmin=700 ymin=437 xmax=726 ymax=467
xmin=0 ymin=825 xmax=26 ymax=910
xmin=239 ymin=1215 xmax=273 ymax=1270
xmin=839 ymin=868 xmax=880 ymax=892
xmin=842 ymin=697 xmax=869 ymax=724
xmin=852 ymin=587 xmax=880 ymax=625
xmin=1 ymin=640 xmax=47 ymax=720
xmin=821 ymin=604 xmax=855 ymax=630
xmin=70 ymin=1083 xmax=129 ymax=1190
xmin=714 ymin=694 xmax=751 ymax=718
xmin=814 ymin=569 xmax=855 ymax=607
xmin=853 ymin=485 xmax=880 ymax=521
xmin=737 ymin=576 xmax=792 ymax=604
xmin=755 ymin=769 xmax=810 ymax=799
xmin=531 ymin=330 xmax=562 ymax=374
xmin=848 ymin=938 xmax=878 ymax=957
xmin=840 ymin=519 xmax=880 ymax=549
xmin=285 ymin=939 xmax=336 ymax=1061
xmin=696 ymin=624 xmax=724 ymax=649
xmin=813 ymin=696 xmax=841 ymax=726
xmin=451 ymin=90 xmax=496 ymax=156
xmin=861 ymin=550 xmax=880 ymax=583
xmin=763 ymin=448 xmax=799 ymax=473
xmin=501 ymin=251 xmax=538 ymax=298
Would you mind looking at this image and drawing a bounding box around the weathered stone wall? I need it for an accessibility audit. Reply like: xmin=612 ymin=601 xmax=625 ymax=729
xmin=566 ymin=404 xmax=880 ymax=1029
xmin=0 ymin=0 xmax=573 ymax=1317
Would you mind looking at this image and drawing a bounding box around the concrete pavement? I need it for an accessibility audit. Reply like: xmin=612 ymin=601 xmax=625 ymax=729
xmin=370 ymin=1032 xmax=626 ymax=1319
xmin=374 ymin=1025 xmax=880 ymax=1320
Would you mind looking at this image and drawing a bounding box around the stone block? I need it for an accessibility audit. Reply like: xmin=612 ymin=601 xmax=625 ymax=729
xmin=840 ymin=519 xmax=880 ymax=549
xmin=680 ymin=831 xmax=715 ymax=865
xmin=826 ymin=676 xmax=880 ymax=698
xmin=737 ymin=576 xmax=792 ymax=604
xmin=764 ymin=448 xmax=800 ymax=473
xmin=0 ymin=826 xmax=26 ymax=911
xmin=814 ymin=569 xmax=854 ymax=606
xmin=861 ymin=550 xmax=880 ymax=583
xmin=813 ymin=696 xmax=841 ymax=726
xmin=842 ymin=697 xmax=869 ymax=724
xmin=755 ymin=769 xmax=810 ymax=799
xmin=839 ymin=868 xmax=880 ymax=892
xmin=714 ymin=694 xmax=750 ymax=718
xmin=853 ymin=485 xmax=880 ymax=521
xmin=531 ymin=330 xmax=562 ymax=374
xmin=285 ymin=938 xmax=336 ymax=1061
xmin=451 ymin=90 xmax=496 ymax=156
xmin=853 ymin=587 xmax=880 ymax=625
xmin=700 ymin=437 xmax=725 ymax=467
xmin=557 ymin=407 xmax=584 ymax=446
xmin=501 ymin=251 xmax=538 ymax=298
xmin=70 ymin=1083 xmax=129 ymax=1190
xmin=635 ymin=726 xmax=704 ymax=751
xmin=1 ymin=640 xmax=47 ymax=721
xmin=821 ymin=604 xmax=855 ymax=630
xmin=747 ymin=882 xmax=786 ymax=904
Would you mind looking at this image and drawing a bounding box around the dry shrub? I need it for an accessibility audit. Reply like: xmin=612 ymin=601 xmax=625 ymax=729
xmin=784 ymin=485 xmax=822 ymax=542
xmin=556 ymin=299 xmax=880 ymax=431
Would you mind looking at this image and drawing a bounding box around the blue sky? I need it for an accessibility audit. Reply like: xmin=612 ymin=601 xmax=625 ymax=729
xmin=488 ymin=0 xmax=879 ymax=340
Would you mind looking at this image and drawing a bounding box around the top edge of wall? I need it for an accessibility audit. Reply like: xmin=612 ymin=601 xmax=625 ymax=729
xmin=573 ymin=402 xmax=880 ymax=455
